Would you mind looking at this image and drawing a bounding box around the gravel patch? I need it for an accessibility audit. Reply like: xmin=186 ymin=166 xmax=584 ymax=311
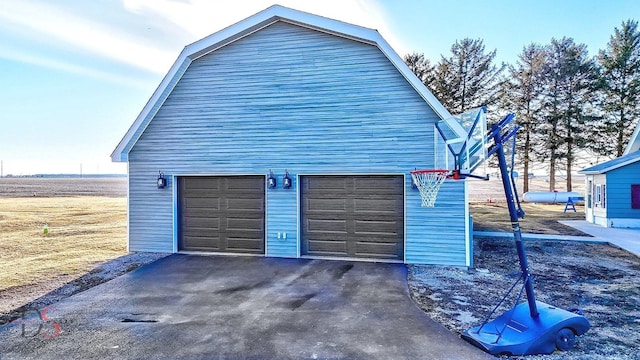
xmin=408 ymin=236 xmax=640 ymax=359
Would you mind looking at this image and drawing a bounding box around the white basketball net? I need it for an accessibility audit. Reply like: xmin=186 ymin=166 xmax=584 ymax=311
xmin=411 ymin=170 xmax=449 ymax=207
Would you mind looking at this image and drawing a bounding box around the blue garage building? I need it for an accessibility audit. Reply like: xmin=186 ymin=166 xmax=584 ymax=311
xmin=112 ymin=5 xmax=472 ymax=265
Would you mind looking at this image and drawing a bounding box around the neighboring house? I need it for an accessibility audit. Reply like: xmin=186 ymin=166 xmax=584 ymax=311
xmin=580 ymin=151 xmax=640 ymax=229
xmin=112 ymin=5 xmax=474 ymax=266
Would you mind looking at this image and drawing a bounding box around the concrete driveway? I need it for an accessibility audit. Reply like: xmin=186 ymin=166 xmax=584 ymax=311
xmin=0 ymin=255 xmax=492 ymax=359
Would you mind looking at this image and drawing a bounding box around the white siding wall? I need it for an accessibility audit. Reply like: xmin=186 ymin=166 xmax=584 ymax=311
xmin=591 ymin=174 xmax=607 ymax=226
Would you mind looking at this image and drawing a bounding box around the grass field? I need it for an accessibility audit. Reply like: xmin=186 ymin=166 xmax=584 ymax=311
xmin=468 ymin=175 xmax=589 ymax=235
xmin=0 ymin=196 xmax=127 ymax=292
xmin=0 ymin=177 xmax=126 ymax=197
xmin=470 ymin=202 xmax=588 ymax=236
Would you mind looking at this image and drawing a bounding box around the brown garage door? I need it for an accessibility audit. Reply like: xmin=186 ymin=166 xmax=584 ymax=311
xmin=301 ymin=175 xmax=404 ymax=260
xmin=179 ymin=176 xmax=265 ymax=254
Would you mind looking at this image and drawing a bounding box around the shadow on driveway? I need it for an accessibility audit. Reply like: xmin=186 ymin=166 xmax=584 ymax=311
xmin=0 ymin=255 xmax=492 ymax=360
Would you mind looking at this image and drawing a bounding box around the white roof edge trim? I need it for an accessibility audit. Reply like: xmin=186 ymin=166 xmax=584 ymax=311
xmin=189 ymin=19 xmax=378 ymax=64
xmin=188 ymin=9 xmax=381 ymax=62
xmin=190 ymin=21 xmax=279 ymax=62
xmin=624 ymin=122 xmax=640 ymax=155
xmin=579 ymin=155 xmax=640 ymax=174
xmin=111 ymin=4 xmax=451 ymax=162
xmin=110 ymin=50 xmax=192 ymax=162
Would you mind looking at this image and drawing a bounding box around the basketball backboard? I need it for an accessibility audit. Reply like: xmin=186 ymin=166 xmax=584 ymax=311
xmin=434 ymin=107 xmax=488 ymax=175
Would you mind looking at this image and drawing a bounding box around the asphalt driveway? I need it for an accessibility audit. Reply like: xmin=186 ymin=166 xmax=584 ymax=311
xmin=0 ymin=255 xmax=492 ymax=359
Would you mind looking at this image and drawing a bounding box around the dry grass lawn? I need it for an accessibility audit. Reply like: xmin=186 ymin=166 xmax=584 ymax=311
xmin=0 ymin=196 xmax=127 ymax=291
xmin=471 ymin=202 xmax=589 ymax=236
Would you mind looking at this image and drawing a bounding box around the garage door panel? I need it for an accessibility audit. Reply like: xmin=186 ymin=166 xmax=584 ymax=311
xmin=353 ymin=177 xmax=403 ymax=191
xmin=305 ymin=233 xmax=350 ymax=242
xmin=301 ymin=175 xmax=404 ymax=260
xmin=226 ymin=198 xmax=265 ymax=211
xmin=354 ymin=198 xmax=402 ymax=213
xmin=225 ymin=238 xmax=264 ymax=252
xmin=307 ymin=240 xmax=348 ymax=255
xmin=350 ymin=189 xmax=403 ymax=196
xmin=183 ymin=217 xmax=220 ymax=230
xmin=184 ymin=178 xmax=222 ymax=190
xmin=354 ymin=243 xmax=400 ymax=258
xmin=183 ymin=230 xmax=221 ymax=238
xmin=183 ymin=197 xmax=221 ymax=209
xmin=226 ymin=177 xmax=265 ymax=190
xmin=351 ymin=215 xmax=403 ymax=223
xmin=226 ymin=217 xmax=264 ymax=231
xmin=307 ymin=218 xmax=348 ymax=233
xmin=306 ymin=177 xmax=348 ymax=191
xmin=306 ymin=198 xmax=347 ymax=212
xmin=182 ymin=236 xmax=222 ymax=250
xmin=179 ymin=176 xmax=265 ymax=253
xmin=181 ymin=207 xmax=224 ymax=217
xmin=182 ymin=190 xmax=224 ymax=198
xmin=350 ymin=237 xmax=401 ymax=246
xmin=354 ymin=220 xmax=401 ymax=235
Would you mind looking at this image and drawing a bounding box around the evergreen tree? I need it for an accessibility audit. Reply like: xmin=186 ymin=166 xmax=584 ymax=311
xmin=501 ymin=44 xmax=547 ymax=193
xmin=540 ymin=38 xmax=598 ymax=191
xmin=403 ymin=52 xmax=434 ymax=90
xmin=431 ymin=38 xmax=505 ymax=114
xmin=596 ymin=20 xmax=640 ymax=157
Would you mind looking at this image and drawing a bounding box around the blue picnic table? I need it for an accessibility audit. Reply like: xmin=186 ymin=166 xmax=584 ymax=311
xmin=564 ymin=196 xmax=585 ymax=213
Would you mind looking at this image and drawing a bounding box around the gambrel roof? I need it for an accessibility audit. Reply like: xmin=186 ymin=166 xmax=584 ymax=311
xmin=111 ymin=4 xmax=451 ymax=162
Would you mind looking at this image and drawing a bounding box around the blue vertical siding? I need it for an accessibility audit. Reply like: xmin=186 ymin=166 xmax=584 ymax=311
xmin=127 ymin=167 xmax=175 ymax=252
xmin=405 ymin=180 xmax=468 ymax=266
xmin=266 ymin=174 xmax=298 ymax=257
xmin=127 ymin=21 xmax=468 ymax=265
xmin=606 ymin=162 xmax=640 ymax=219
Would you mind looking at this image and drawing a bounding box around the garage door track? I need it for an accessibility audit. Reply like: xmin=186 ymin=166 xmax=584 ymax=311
xmin=0 ymin=255 xmax=492 ymax=359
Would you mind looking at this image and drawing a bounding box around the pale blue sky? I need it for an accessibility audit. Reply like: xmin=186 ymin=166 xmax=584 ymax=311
xmin=1 ymin=0 xmax=637 ymax=175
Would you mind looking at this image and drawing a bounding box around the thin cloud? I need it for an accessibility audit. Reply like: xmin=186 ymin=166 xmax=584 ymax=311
xmin=0 ymin=49 xmax=152 ymax=89
xmin=0 ymin=0 xmax=175 ymax=74
xmin=0 ymin=0 xmax=408 ymax=87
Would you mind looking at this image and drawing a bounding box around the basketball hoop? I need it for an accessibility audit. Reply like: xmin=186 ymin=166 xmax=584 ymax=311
xmin=410 ymin=169 xmax=450 ymax=207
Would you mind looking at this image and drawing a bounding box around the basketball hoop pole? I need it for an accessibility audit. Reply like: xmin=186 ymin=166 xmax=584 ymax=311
xmin=487 ymin=114 xmax=538 ymax=317
xmin=422 ymin=109 xmax=590 ymax=354
xmin=462 ymin=113 xmax=590 ymax=356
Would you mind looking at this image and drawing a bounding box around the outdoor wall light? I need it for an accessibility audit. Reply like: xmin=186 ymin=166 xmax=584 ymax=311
xmin=283 ymin=170 xmax=292 ymax=189
xmin=267 ymin=170 xmax=277 ymax=189
xmin=157 ymin=171 xmax=167 ymax=189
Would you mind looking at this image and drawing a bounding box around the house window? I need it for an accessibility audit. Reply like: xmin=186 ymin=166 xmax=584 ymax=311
xmin=602 ymin=184 xmax=606 ymax=208
xmin=595 ymin=185 xmax=601 ymax=206
xmin=632 ymin=185 xmax=640 ymax=209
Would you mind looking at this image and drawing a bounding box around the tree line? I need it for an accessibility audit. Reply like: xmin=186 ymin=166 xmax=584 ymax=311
xmin=404 ymin=20 xmax=640 ymax=192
